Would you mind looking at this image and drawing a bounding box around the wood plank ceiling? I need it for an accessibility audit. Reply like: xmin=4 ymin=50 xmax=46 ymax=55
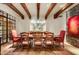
xmin=5 ymin=3 xmax=24 ymax=19
xmin=4 ymin=3 xmax=75 ymax=20
xmin=20 ymin=3 xmax=31 ymax=19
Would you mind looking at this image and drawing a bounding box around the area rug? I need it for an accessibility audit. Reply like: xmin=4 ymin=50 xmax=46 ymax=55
xmin=1 ymin=44 xmax=74 ymax=55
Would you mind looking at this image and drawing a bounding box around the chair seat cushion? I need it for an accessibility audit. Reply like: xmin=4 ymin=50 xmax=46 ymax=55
xmin=46 ymin=41 xmax=52 ymax=45
xmin=34 ymin=41 xmax=42 ymax=45
xmin=22 ymin=41 xmax=29 ymax=44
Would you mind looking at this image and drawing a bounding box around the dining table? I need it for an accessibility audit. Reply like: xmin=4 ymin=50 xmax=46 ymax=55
xmin=20 ymin=32 xmax=54 ymax=47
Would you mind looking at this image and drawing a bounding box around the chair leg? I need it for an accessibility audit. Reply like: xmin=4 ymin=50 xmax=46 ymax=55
xmin=13 ymin=42 xmax=16 ymax=47
xmin=53 ymin=41 xmax=56 ymax=48
xmin=63 ymin=42 xmax=64 ymax=48
xmin=59 ymin=42 xmax=61 ymax=46
xmin=13 ymin=43 xmax=14 ymax=47
xmin=61 ymin=42 xmax=64 ymax=48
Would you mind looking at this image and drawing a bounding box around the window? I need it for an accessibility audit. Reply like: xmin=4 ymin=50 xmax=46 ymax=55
xmin=0 ymin=10 xmax=16 ymax=44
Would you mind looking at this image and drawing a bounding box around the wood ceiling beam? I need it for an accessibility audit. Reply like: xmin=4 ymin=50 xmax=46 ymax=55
xmin=20 ymin=3 xmax=31 ymax=19
xmin=5 ymin=3 xmax=24 ymax=19
xmin=45 ymin=3 xmax=57 ymax=19
xmin=54 ymin=3 xmax=74 ymax=19
xmin=37 ymin=3 xmax=40 ymax=19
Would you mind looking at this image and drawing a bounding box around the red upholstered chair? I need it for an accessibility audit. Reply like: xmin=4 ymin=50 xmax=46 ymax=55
xmin=54 ymin=30 xmax=65 ymax=47
xmin=11 ymin=30 xmax=22 ymax=46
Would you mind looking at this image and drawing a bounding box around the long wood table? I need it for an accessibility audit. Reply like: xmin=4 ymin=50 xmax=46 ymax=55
xmin=20 ymin=31 xmax=54 ymax=39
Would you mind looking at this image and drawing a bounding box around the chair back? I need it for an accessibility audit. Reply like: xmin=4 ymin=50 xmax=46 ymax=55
xmin=11 ymin=29 xmax=18 ymax=41
xmin=59 ymin=30 xmax=65 ymax=42
xmin=46 ymin=32 xmax=54 ymax=41
xmin=33 ymin=32 xmax=42 ymax=41
xmin=11 ymin=30 xmax=18 ymax=37
xmin=20 ymin=32 xmax=29 ymax=40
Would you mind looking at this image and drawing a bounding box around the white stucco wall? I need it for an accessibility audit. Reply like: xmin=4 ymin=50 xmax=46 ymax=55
xmin=16 ymin=19 xmax=30 ymax=33
xmin=46 ymin=13 xmax=66 ymax=35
